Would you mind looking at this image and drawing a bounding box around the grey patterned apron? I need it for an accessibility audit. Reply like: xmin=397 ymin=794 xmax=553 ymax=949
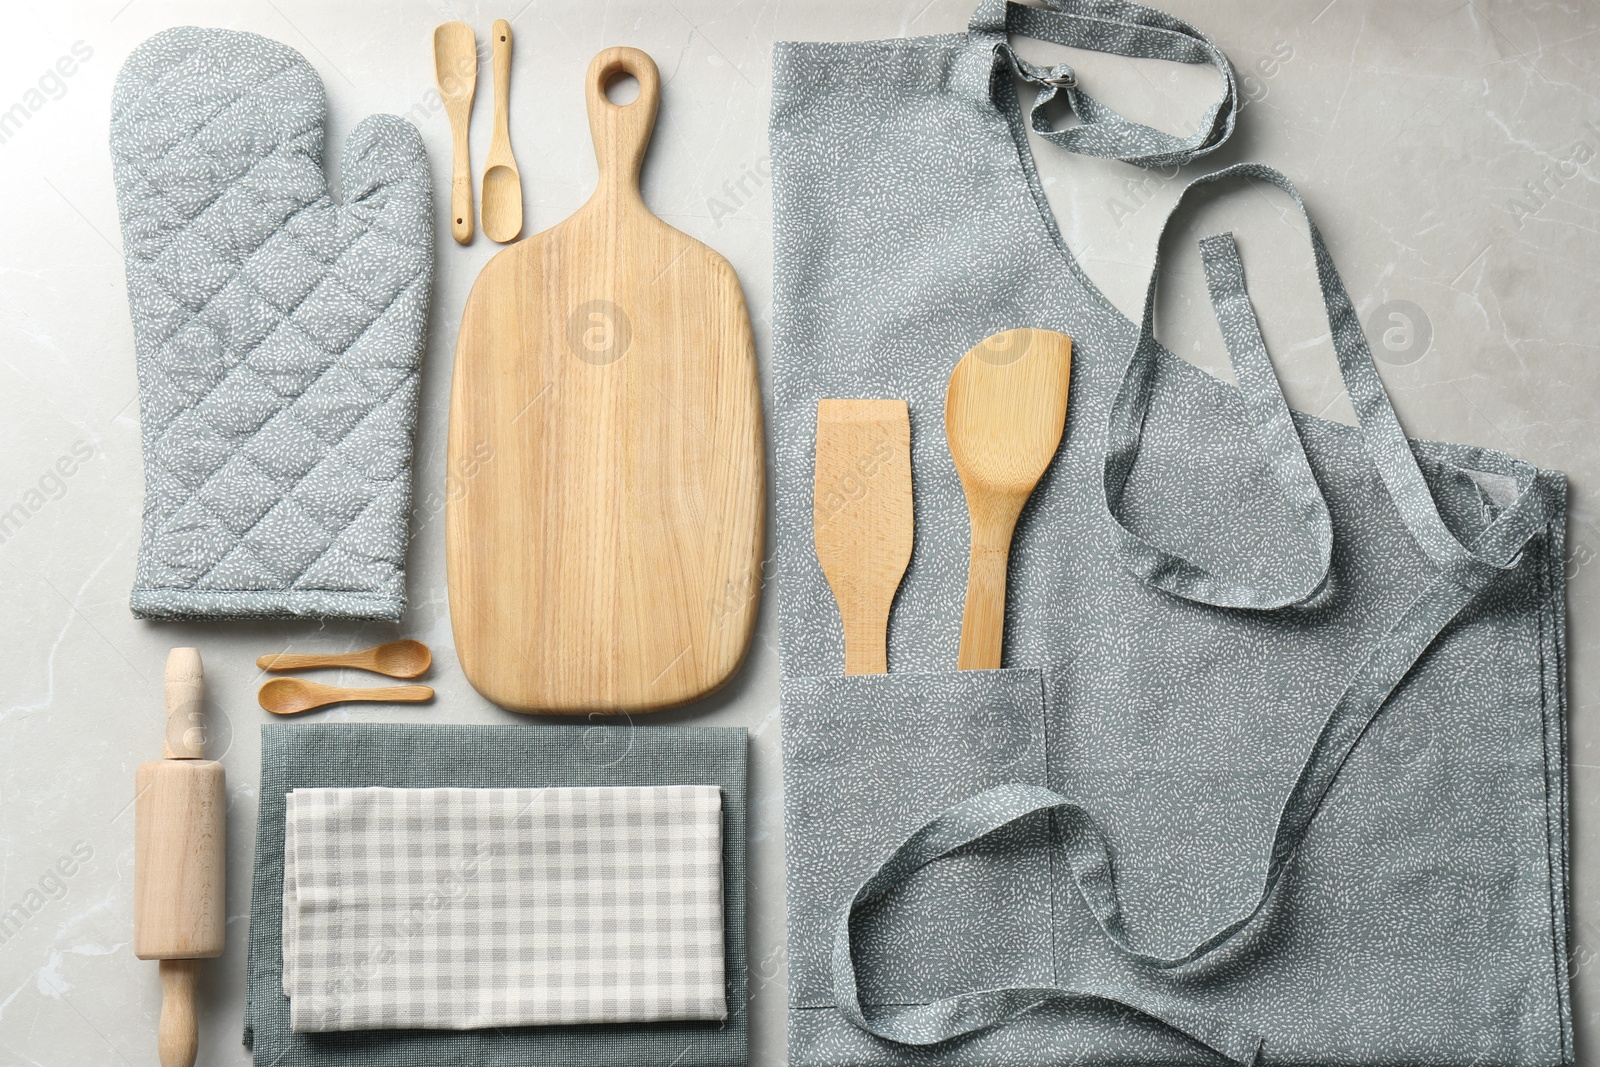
xmin=771 ymin=2 xmax=1571 ymax=1065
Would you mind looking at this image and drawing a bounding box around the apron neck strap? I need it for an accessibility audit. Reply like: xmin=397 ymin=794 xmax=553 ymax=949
xmin=967 ymin=0 xmax=1238 ymax=169
xmin=1103 ymin=162 xmax=1555 ymax=610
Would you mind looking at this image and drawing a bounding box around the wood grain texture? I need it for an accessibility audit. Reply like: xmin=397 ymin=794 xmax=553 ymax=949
xmin=136 ymin=649 xmax=222 ymax=1067
xmin=480 ymin=19 xmax=522 ymax=243
xmin=813 ymin=399 xmax=914 ymax=675
xmin=134 ymin=759 xmax=225 ymax=960
xmin=945 ymin=329 xmax=1071 ymax=671
xmin=257 ymin=678 xmax=435 ymax=715
xmin=446 ymin=46 xmax=765 ymax=714
xmin=256 ymin=639 xmax=431 ymax=678
xmin=158 ymin=959 xmax=199 ymax=1067
xmin=433 ymin=21 xmax=476 ymax=245
xmin=162 ymin=647 xmax=204 ymax=760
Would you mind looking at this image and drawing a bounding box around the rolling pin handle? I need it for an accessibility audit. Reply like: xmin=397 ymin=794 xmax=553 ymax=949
xmin=163 ymin=648 xmax=205 ymax=760
xmin=157 ymin=958 xmax=199 ymax=1067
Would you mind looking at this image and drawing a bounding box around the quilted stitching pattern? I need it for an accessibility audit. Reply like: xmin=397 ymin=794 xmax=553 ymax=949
xmin=111 ymin=27 xmax=432 ymax=621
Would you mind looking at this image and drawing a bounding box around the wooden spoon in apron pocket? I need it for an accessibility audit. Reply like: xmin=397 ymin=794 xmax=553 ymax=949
xmin=944 ymin=329 xmax=1071 ymax=670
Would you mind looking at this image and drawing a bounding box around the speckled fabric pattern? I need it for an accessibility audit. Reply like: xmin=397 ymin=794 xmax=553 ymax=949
xmin=111 ymin=27 xmax=432 ymax=621
xmin=772 ymin=2 xmax=1570 ymax=1065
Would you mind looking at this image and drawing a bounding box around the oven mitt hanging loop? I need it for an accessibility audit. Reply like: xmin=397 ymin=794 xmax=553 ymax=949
xmin=111 ymin=26 xmax=432 ymax=621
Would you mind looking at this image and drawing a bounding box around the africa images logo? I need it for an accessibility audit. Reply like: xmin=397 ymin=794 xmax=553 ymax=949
xmin=0 ymin=41 xmax=94 ymax=146
xmin=567 ymin=300 xmax=632 ymax=365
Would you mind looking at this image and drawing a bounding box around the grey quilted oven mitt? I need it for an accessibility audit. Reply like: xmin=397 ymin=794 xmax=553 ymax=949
xmin=111 ymin=27 xmax=432 ymax=621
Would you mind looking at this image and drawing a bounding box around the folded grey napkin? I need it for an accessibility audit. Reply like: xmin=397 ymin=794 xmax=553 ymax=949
xmin=282 ymin=786 xmax=727 ymax=1032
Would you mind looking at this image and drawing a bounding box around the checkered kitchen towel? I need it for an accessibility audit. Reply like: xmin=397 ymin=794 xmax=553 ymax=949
xmin=282 ymin=786 xmax=726 ymax=1032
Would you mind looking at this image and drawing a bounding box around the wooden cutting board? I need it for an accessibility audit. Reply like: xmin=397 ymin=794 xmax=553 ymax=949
xmin=446 ymin=47 xmax=764 ymax=714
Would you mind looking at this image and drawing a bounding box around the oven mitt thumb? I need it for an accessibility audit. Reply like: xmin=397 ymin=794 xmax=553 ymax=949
xmin=110 ymin=27 xmax=432 ymax=621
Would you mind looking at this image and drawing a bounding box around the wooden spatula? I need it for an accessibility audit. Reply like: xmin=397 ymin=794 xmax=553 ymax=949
xmin=432 ymin=22 xmax=476 ymax=245
xmin=944 ymin=329 xmax=1072 ymax=670
xmin=446 ymin=47 xmax=765 ymax=714
xmin=813 ymin=399 xmax=914 ymax=675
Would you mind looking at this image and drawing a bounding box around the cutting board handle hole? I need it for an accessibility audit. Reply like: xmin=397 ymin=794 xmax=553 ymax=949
xmin=603 ymin=72 xmax=640 ymax=106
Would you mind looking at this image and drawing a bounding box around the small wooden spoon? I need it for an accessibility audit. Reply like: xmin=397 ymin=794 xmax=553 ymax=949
xmin=259 ymin=679 xmax=435 ymax=716
xmin=944 ymin=328 xmax=1072 ymax=670
xmin=256 ymin=639 xmax=432 ymax=679
xmin=433 ymin=21 xmax=477 ymax=244
xmin=480 ymin=19 xmax=523 ymax=242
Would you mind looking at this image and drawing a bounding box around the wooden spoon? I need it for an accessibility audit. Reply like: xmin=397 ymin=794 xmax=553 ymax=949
xmin=480 ymin=19 xmax=522 ymax=243
xmin=813 ymin=399 xmax=914 ymax=675
xmin=944 ymin=328 xmax=1072 ymax=670
xmin=258 ymin=679 xmax=435 ymax=716
xmin=256 ymin=639 xmax=432 ymax=679
xmin=433 ymin=21 xmax=477 ymax=244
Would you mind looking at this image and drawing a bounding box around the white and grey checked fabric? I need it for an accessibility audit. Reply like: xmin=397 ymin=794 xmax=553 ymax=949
xmin=281 ymin=785 xmax=726 ymax=1032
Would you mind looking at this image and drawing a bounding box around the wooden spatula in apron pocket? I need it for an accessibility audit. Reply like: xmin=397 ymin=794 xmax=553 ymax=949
xmin=813 ymin=399 xmax=914 ymax=675
xmin=446 ymin=47 xmax=765 ymax=714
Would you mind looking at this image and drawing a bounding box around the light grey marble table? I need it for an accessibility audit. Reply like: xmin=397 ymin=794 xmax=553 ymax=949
xmin=1 ymin=1 xmax=1595 ymax=1064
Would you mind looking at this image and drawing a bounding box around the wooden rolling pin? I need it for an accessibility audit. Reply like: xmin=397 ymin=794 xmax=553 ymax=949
xmin=134 ymin=648 xmax=224 ymax=1067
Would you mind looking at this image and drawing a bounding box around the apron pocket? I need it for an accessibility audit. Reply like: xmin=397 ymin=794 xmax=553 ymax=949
xmin=781 ymin=668 xmax=1053 ymax=1010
